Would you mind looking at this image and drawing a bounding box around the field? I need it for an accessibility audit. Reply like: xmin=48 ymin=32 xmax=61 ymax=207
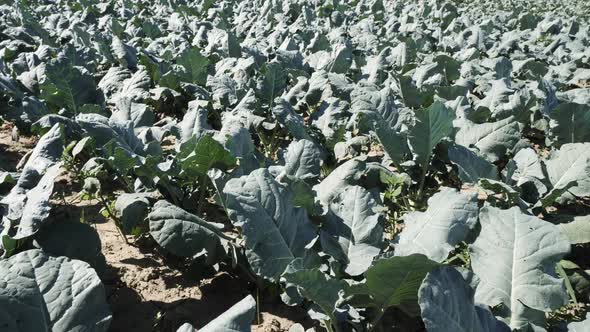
xmin=1 ymin=0 xmax=590 ymax=331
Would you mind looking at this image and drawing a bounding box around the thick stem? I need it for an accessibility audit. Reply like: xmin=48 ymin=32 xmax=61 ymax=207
xmin=416 ymin=161 xmax=429 ymax=201
xmin=98 ymin=193 xmax=129 ymax=245
xmin=368 ymin=309 xmax=385 ymax=332
xmin=197 ymin=175 xmax=208 ymax=215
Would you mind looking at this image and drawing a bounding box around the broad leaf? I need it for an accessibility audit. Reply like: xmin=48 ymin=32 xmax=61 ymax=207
xmin=447 ymin=144 xmax=498 ymax=183
xmin=544 ymin=143 xmax=590 ymax=200
xmin=39 ymin=58 xmax=102 ymax=114
xmin=33 ymin=219 xmax=105 ymax=273
xmin=178 ymin=134 xmax=237 ymax=179
xmin=223 ymin=169 xmax=318 ymax=281
xmin=281 ymin=139 xmax=322 ymax=182
xmin=349 ymin=254 xmax=439 ymax=315
xmin=557 ymin=215 xmax=590 ymax=245
xmin=353 ymin=85 xmax=407 ymax=165
xmin=177 ymin=47 xmax=209 ymax=86
xmin=0 ymin=250 xmax=111 ymax=331
xmin=470 ymin=206 xmax=570 ymax=329
xmin=568 ymin=314 xmax=590 ymax=332
xmin=177 ymin=295 xmax=255 ymax=332
xmin=257 ymin=62 xmax=286 ymax=106
xmin=455 ymin=116 xmax=520 ymax=162
xmin=408 ymin=101 xmax=455 ymax=169
xmin=148 ymin=200 xmax=226 ymax=263
xmin=283 ymin=268 xmax=348 ymax=319
xmin=549 ymin=102 xmax=590 ymax=146
xmin=320 ymin=186 xmax=383 ymax=276
xmin=419 ymin=266 xmax=510 ymax=332
xmin=114 ymin=193 xmax=153 ymax=234
xmin=395 ymin=187 xmax=478 ymax=262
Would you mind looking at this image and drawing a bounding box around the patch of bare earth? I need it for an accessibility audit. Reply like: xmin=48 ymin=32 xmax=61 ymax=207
xmin=0 ymin=122 xmax=36 ymax=171
xmin=98 ymin=220 xmax=312 ymax=332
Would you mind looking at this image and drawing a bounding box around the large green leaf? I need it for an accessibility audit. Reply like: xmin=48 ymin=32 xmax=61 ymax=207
xmin=408 ymin=101 xmax=455 ymax=169
xmin=114 ymin=193 xmax=153 ymax=234
xmin=544 ymin=143 xmax=590 ymax=200
xmin=353 ymin=85 xmax=407 ymax=165
xmin=349 ymin=254 xmax=439 ymax=315
xmin=148 ymin=200 xmax=226 ymax=263
xmin=178 ymin=134 xmax=237 ymax=179
xmin=1 ymin=124 xmax=64 ymax=241
xmin=280 ymin=139 xmax=322 ymax=181
xmin=454 ymin=116 xmax=520 ymax=162
xmin=395 ymin=187 xmax=478 ymax=262
xmin=176 ymin=295 xmax=255 ymax=332
xmin=313 ymin=158 xmax=391 ymax=207
xmin=0 ymin=250 xmax=111 ymax=331
xmin=549 ymin=103 xmax=590 ymax=146
xmin=39 ymin=58 xmax=101 ymax=114
xmin=320 ymin=186 xmax=383 ymax=276
xmin=447 ymin=144 xmax=498 ymax=183
xmin=470 ymin=206 xmax=570 ymax=329
xmin=223 ymin=169 xmax=318 ymax=281
xmin=33 ymin=219 xmax=105 ymax=273
xmin=419 ymin=266 xmax=510 ymax=332
xmin=557 ymin=215 xmax=590 ymax=245
xmin=272 ymin=98 xmax=312 ymax=140
xmin=282 ymin=268 xmax=349 ymax=319
xmin=257 ymin=62 xmax=286 ymax=105
xmin=177 ymin=47 xmax=209 ymax=86
xmin=474 ymin=78 xmax=529 ymax=122
xmin=510 ymin=148 xmax=546 ymax=186
xmin=13 ymin=163 xmax=62 ymax=240
xmin=111 ymin=36 xmax=137 ymax=70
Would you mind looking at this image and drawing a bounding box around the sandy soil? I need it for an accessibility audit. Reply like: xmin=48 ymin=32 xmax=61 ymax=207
xmin=97 ymin=219 xmax=312 ymax=332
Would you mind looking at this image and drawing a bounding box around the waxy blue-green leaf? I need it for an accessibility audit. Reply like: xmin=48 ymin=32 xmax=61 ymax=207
xmin=39 ymin=58 xmax=102 ymax=114
xmin=447 ymin=143 xmax=498 ymax=183
xmin=282 ymin=268 xmax=349 ymax=319
xmin=395 ymin=187 xmax=478 ymax=262
xmin=257 ymin=62 xmax=287 ymax=105
xmin=320 ymin=186 xmax=383 ymax=276
xmin=149 ymin=200 xmax=226 ymax=263
xmin=454 ymin=116 xmax=520 ymax=162
xmin=223 ymin=169 xmax=318 ymax=281
xmin=348 ymin=254 xmax=439 ymax=315
xmin=408 ymin=101 xmax=455 ymax=169
xmin=0 ymin=250 xmax=111 ymax=332
xmin=568 ymin=314 xmax=590 ymax=332
xmin=419 ymin=266 xmax=510 ymax=332
xmin=353 ymin=85 xmax=407 ymax=165
xmin=178 ymin=134 xmax=237 ymax=179
xmin=177 ymin=47 xmax=209 ymax=86
xmin=281 ymin=139 xmax=322 ymax=181
xmin=544 ymin=143 xmax=590 ymax=200
xmin=470 ymin=206 xmax=570 ymax=329
xmin=114 ymin=193 xmax=153 ymax=234
xmin=176 ymin=295 xmax=255 ymax=332
xmin=549 ymin=102 xmax=590 ymax=146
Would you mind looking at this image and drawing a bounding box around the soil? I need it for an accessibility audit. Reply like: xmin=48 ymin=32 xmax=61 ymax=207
xmin=0 ymin=122 xmax=36 ymax=171
xmin=0 ymin=124 xmax=315 ymax=332
xmin=98 ymin=219 xmax=312 ymax=332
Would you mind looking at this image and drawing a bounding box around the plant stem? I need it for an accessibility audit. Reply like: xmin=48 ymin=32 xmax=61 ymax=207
xmin=416 ymin=161 xmax=429 ymax=201
xmin=98 ymin=193 xmax=129 ymax=245
xmin=197 ymin=175 xmax=208 ymax=215
xmin=368 ymin=309 xmax=385 ymax=332
xmin=256 ymin=287 xmax=261 ymax=325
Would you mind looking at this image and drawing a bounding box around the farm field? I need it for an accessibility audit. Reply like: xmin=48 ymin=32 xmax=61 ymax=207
xmin=1 ymin=0 xmax=590 ymax=331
